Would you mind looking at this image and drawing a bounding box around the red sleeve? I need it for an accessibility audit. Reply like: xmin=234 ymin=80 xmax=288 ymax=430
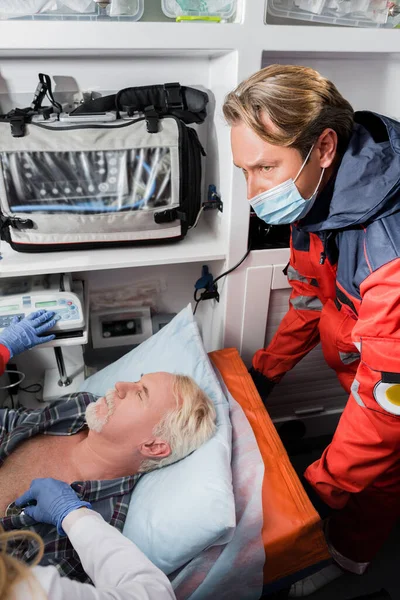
xmin=351 ymin=257 xmax=400 ymax=414
xmin=0 ymin=344 xmax=10 ymax=376
xmin=253 ymin=250 xmax=322 ymax=382
xmin=305 ymin=258 xmax=400 ymax=508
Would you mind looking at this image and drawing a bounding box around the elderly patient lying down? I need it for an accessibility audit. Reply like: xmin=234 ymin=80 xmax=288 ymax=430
xmin=0 ymin=373 xmax=216 ymax=582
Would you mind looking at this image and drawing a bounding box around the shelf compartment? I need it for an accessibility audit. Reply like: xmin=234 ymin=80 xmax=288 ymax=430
xmin=266 ymin=0 xmax=400 ymax=28
xmin=0 ymin=221 xmax=226 ymax=277
xmin=1 ymin=0 xmax=144 ymax=22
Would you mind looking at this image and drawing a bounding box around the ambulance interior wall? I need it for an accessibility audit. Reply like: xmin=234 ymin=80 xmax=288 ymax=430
xmin=262 ymin=51 xmax=400 ymax=120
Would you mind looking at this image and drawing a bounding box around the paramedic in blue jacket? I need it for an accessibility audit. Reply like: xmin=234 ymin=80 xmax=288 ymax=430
xmin=223 ymin=64 xmax=400 ymax=596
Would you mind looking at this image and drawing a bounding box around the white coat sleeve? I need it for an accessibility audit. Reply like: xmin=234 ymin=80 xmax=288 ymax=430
xmin=27 ymin=509 xmax=176 ymax=600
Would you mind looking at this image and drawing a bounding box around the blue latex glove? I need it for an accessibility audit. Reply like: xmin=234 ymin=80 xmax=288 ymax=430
xmin=16 ymin=478 xmax=92 ymax=536
xmin=0 ymin=310 xmax=59 ymax=358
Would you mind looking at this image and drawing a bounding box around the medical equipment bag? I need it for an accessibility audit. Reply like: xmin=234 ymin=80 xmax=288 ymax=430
xmin=0 ymin=82 xmax=208 ymax=253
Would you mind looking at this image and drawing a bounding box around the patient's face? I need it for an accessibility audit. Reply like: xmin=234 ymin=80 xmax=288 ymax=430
xmin=86 ymin=372 xmax=178 ymax=450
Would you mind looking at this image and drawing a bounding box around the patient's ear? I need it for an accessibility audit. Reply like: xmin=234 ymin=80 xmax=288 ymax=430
xmin=140 ymin=439 xmax=171 ymax=459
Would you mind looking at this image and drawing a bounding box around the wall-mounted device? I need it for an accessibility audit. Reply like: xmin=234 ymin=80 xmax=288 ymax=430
xmin=91 ymin=307 xmax=153 ymax=349
xmin=91 ymin=307 xmax=176 ymax=349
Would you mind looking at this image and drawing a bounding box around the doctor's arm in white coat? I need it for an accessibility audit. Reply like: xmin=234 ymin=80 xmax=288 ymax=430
xmin=14 ymin=508 xmax=176 ymax=600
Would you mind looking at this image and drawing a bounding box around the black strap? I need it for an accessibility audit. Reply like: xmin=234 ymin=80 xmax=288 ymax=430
xmin=38 ymin=73 xmax=62 ymax=112
xmin=382 ymin=372 xmax=400 ymax=384
xmin=163 ymin=83 xmax=184 ymax=110
xmin=9 ymin=112 xmax=28 ymax=138
xmin=154 ymin=208 xmax=187 ymax=224
xmin=0 ymin=73 xmax=61 ymax=137
xmin=0 ymin=216 xmax=34 ymax=231
xmin=144 ymin=106 xmax=160 ymax=134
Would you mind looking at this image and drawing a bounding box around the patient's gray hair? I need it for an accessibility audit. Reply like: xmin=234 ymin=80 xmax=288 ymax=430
xmin=139 ymin=374 xmax=217 ymax=473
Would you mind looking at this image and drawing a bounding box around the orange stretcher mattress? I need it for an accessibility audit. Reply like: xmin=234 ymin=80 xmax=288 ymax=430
xmin=209 ymin=347 xmax=330 ymax=584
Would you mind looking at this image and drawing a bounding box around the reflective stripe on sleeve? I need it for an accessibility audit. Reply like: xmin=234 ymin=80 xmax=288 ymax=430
xmin=290 ymin=295 xmax=323 ymax=311
xmin=351 ymin=379 xmax=365 ymax=408
xmin=339 ymin=351 xmax=360 ymax=365
xmin=287 ymin=265 xmax=311 ymax=285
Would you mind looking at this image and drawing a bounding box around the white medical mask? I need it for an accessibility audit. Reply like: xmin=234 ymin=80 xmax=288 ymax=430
xmin=249 ymin=144 xmax=325 ymax=225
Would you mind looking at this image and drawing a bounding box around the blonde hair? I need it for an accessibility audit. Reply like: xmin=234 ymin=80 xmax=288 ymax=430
xmin=139 ymin=374 xmax=217 ymax=473
xmin=223 ymin=64 xmax=354 ymax=158
xmin=0 ymin=525 xmax=45 ymax=599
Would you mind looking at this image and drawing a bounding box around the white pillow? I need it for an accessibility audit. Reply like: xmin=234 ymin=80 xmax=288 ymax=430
xmin=80 ymin=304 xmax=236 ymax=574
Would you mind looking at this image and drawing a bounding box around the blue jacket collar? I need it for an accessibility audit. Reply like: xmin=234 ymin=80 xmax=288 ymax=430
xmin=300 ymin=111 xmax=400 ymax=233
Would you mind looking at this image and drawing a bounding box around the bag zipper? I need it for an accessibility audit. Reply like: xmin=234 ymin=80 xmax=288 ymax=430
xmin=31 ymin=116 xmax=144 ymax=133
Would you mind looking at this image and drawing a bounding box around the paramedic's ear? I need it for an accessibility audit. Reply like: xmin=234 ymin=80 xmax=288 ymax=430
xmin=140 ymin=439 xmax=171 ymax=459
xmin=317 ymin=128 xmax=338 ymax=169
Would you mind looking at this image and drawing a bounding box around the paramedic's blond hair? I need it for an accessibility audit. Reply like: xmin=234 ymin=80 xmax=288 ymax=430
xmin=139 ymin=374 xmax=217 ymax=473
xmin=223 ymin=64 xmax=354 ymax=158
xmin=0 ymin=525 xmax=45 ymax=599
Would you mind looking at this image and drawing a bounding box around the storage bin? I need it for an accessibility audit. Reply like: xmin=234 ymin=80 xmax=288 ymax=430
xmin=1 ymin=0 xmax=144 ymax=21
xmin=162 ymin=0 xmax=236 ymax=20
xmin=266 ymin=0 xmax=400 ymax=28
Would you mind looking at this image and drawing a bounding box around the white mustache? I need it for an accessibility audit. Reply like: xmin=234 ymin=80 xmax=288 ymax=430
xmin=104 ymin=388 xmax=116 ymax=414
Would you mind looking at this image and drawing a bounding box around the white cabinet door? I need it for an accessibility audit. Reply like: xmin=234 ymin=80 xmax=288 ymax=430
xmin=239 ymin=264 xmax=273 ymax=367
xmin=223 ymin=248 xmax=290 ymax=360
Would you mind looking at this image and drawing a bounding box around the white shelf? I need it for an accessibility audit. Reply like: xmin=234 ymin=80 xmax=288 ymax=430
xmin=0 ymin=20 xmax=399 ymax=56
xmin=0 ymin=222 xmax=226 ymax=277
xmin=0 ymin=21 xmax=241 ymax=55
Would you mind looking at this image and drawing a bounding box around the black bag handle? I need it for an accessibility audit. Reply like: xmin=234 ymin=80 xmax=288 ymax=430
xmin=71 ymin=82 xmax=209 ymax=125
xmin=115 ymin=82 xmax=184 ymax=118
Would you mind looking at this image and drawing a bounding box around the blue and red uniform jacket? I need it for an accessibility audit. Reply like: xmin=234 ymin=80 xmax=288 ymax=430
xmin=253 ymin=110 xmax=400 ymax=419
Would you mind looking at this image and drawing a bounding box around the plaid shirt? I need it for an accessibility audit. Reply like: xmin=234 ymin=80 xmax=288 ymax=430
xmin=0 ymin=392 xmax=141 ymax=583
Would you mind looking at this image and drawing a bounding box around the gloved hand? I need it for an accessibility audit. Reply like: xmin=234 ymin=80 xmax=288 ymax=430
xmin=248 ymin=366 xmax=275 ymax=402
xmin=16 ymin=478 xmax=92 ymax=536
xmin=0 ymin=310 xmax=59 ymax=358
